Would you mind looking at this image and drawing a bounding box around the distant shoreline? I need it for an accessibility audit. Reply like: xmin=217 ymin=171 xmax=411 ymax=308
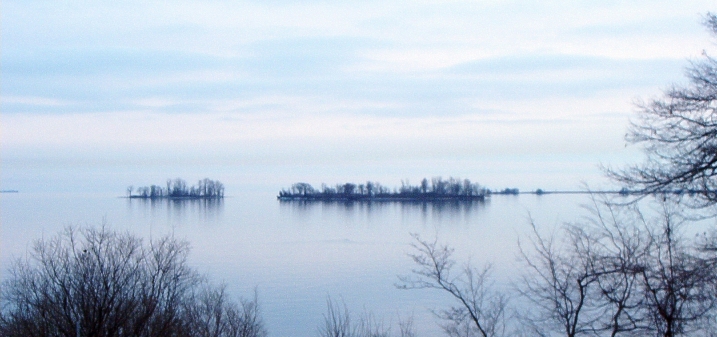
xmin=497 ymin=189 xmax=701 ymax=196
xmin=493 ymin=190 xmax=627 ymax=195
xmin=1 ymin=190 xmax=19 ymax=193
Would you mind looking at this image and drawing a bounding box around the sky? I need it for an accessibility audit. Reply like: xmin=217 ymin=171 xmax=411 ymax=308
xmin=2 ymin=0 xmax=717 ymax=193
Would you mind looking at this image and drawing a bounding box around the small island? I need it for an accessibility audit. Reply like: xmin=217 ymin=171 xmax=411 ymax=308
xmin=278 ymin=177 xmax=487 ymax=202
xmin=127 ymin=178 xmax=224 ymax=199
xmin=491 ymin=188 xmax=520 ymax=195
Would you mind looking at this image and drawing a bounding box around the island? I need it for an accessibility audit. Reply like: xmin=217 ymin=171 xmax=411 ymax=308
xmin=278 ymin=177 xmax=487 ymax=202
xmin=127 ymin=178 xmax=224 ymax=199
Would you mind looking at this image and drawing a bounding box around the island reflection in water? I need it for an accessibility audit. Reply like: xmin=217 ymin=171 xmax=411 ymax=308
xmin=279 ymin=198 xmax=489 ymax=222
xmin=127 ymin=197 xmax=224 ymax=224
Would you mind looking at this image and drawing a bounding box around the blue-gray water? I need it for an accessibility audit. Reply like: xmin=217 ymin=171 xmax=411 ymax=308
xmin=1 ymin=189 xmax=593 ymax=336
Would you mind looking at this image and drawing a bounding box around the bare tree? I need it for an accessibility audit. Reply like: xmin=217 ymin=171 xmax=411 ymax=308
xmin=318 ymin=297 xmax=355 ymax=337
xmin=182 ymin=285 xmax=267 ymax=337
xmin=0 ymin=224 xmax=265 ymax=337
xmin=582 ymin=200 xmax=650 ymax=336
xmin=317 ymin=297 xmax=414 ymax=337
xmin=635 ymin=204 xmax=717 ymax=337
xmin=215 ymin=181 xmax=225 ymax=198
xmin=397 ymin=234 xmax=507 ymax=337
xmin=397 ymin=315 xmax=417 ymax=337
xmin=292 ymin=182 xmax=315 ymax=196
xmin=517 ymin=221 xmax=601 ymax=337
xmin=589 ymin=200 xmax=717 ymax=337
xmin=421 ymin=179 xmax=429 ymax=194
xmin=518 ymin=197 xmax=717 ymax=337
xmin=607 ymin=13 xmax=717 ymax=208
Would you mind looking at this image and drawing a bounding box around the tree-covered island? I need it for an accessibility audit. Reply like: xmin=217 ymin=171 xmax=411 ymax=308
xmin=278 ymin=177 xmax=487 ymax=201
xmin=127 ymin=178 xmax=224 ymax=199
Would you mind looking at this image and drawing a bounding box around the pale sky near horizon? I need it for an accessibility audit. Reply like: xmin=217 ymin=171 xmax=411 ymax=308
xmin=2 ymin=1 xmax=717 ymax=193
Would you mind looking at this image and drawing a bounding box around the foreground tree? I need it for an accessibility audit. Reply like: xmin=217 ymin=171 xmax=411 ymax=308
xmin=637 ymin=205 xmax=717 ymax=336
xmin=599 ymin=12 xmax=717 ymax=335
xmin=518 ymin=198 xmax=717 ymax=337
xmin=317 ymin=297 xmax=416 ymax=337
xmin=517 ymin=221 xmax=601 ymax=337
xmin=397 ymin=235 xmax=507 ymax=337
xmin=0 ymin=225 xmax=265 ymax=337
xmin=607 ymin=13 xmax=717 ymax=207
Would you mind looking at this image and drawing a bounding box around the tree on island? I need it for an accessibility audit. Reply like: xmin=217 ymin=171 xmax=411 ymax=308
xmin=279 ymin=177 xmax=487 ymax=201
xmin=129 ymin=178 xmax=224 ymax=199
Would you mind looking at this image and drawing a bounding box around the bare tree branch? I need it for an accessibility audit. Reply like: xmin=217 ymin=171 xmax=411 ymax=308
xmin=606 ymin=13 xmax=717 ymax=209
xmin=0 ymin=224 xmax=266 ymax=337
xmin=397 ymin=234 xmax=507 ymax=337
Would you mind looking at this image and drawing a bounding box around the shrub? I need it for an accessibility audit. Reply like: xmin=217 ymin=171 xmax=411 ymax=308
xmin=0 ymin=225 xmax=265 ymax=337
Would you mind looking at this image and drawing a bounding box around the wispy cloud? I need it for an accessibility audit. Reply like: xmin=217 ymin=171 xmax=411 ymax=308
xmin=2 ymin=0 xmax=715 ymax=189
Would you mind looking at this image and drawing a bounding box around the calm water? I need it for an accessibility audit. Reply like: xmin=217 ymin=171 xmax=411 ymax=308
xmin=1 ymin=189 xmax=595 ymax=336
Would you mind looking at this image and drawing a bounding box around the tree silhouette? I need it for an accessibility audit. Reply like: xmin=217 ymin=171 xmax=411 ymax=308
xmin=0 ymin=225 xmax=265 ymax=337
xmin=608 ymin=13 xmax=717 ymax=207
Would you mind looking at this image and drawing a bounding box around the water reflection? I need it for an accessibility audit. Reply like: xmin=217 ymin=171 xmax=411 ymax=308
xmin=398 ymin=199 xmax=488 ymax=215
xmin=127 ymin=198 xmax=224 ymax=224
xmin=279 ymin=199 xmax=488 ymax=222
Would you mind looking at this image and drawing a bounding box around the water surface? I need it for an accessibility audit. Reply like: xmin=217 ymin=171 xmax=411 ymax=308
xmin=1 ymin=189 xmax=593 ymax=336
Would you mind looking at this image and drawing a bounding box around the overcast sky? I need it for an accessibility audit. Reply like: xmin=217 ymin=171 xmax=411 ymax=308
xmin=2 ymin=1 xmax=717 ymax=192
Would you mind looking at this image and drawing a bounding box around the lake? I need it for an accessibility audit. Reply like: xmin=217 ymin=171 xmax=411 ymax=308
xmin=1 ymin=189 xmax=601 ymax=336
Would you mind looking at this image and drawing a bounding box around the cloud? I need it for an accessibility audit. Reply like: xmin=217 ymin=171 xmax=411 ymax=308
xmin=2 ymin=0 xmax=715 ymax=192
xmin=2 ymin=107 xmax=626 ymax=163
xmin=1 ymin=47 xmax=687 ymax=119
xmin=2 ymin=48 xmax=222 ymax=77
